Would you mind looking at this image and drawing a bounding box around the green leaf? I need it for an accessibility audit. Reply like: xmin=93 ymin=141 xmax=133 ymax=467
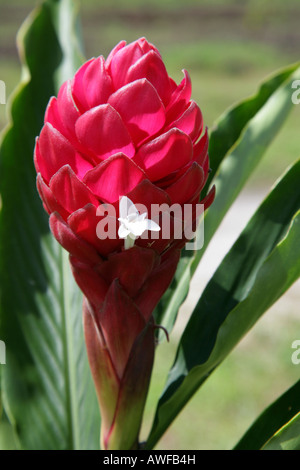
xmin=0 ymin=0 xmax=100 ymax=450
xmin=154 ymin=62 xmax=300 ymax=340
xmin=205 ymin=63 xmax=300 ymax=192
xmin=235 ymin=379 xmax=300 ymax=450
xmin=198 ymin=64 xmax=300 ymax=261
xmin=0 ymin=421 xmax=19 ymax=450
xmin=146 ymin=159 xmax=300 ymax=449
xmin=0 ymin=411 xmax=20 ymax=451
xmin=262 ymin=412 xmax=300 ymax=450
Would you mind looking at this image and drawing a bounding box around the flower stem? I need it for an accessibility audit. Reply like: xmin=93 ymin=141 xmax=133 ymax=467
xmin=124 ymin=234 xmax=136 ymax=250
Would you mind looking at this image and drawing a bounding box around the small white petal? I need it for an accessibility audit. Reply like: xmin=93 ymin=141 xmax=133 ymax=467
xmin=137 ymin=212 xmax=147 ymax=222
xmin=146 ymin=219 xmax=161 ymax=232
xmin=127 ymin=212 xmax=139 ymax=222
xmin=128 ymin=203 xmax=139 ymax=217
xmin=128 ymin=220 xmax=148 ymax=237
xmin=119 ymin=196 xmax=136 ymax=219
xmin=118 ymin=224 xmax=130 ymax=239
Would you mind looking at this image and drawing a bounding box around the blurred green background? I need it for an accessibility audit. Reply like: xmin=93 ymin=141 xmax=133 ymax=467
xmin=0 ymin=0 xmax=299 ymax=450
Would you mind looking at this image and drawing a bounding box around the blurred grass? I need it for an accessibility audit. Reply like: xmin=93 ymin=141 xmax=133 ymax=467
xmin=0 ymin=0 xmax=299 ymax=450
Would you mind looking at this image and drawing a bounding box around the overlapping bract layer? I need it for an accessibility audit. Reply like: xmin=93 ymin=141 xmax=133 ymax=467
xmin=34 ymin=38 xmax=215 ymax=449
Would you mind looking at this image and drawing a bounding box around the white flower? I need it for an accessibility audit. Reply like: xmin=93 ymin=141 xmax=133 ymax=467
xmin=118 ymin=196 xmax=160 ymax=249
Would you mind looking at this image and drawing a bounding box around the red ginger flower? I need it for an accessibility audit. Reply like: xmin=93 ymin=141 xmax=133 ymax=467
xmin=34 ymin=37 xmax=215 ymax=450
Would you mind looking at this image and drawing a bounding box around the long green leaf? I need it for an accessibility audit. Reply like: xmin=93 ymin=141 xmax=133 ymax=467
xmin=147 ymin=159 xmax=300 ymax=449
xmin=262 ymin=413 xmax=300 ymax=450
xmin=154 ymin=63 xmax=300 ymax=340
xmin=0 ymin=0 xmax=100 ymax=450
xmin=205 ymin=63 xmax=300 ymax=192
xmin=197 ymin=64 xmax=300 ymax=264
xmin=0 ymin=411 xmax=19 ymax=450
xmin=235 ymin=379 xmax=300 ymax=450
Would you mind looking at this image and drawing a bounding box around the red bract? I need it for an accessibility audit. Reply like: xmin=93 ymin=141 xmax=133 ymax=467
xmin=34 ymin=37 xmax=215 ymax=450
